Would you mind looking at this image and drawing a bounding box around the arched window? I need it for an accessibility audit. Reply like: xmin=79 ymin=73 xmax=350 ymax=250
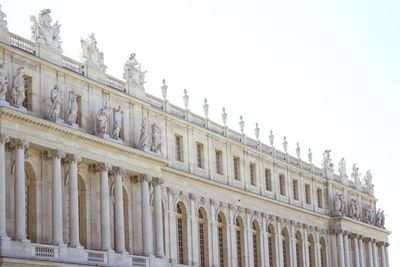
xmin=235 ymin=217 xmax=244 ymax=267
xmin=308 ymin=234 xmax=315 ymax=267
xmin=281 ymin=227 xmax=290 ymax=267
xmin=78 ymin=175 xmax=87 ymax=248
xmin=217 ymin=213 xmax=226 ymax=267
xmin=320 ymin=237 xmax=327 ymax=267
xmin=198 ymin=208 xmax=208 ymax=267
xmin=295 ymin=231 xmax=303 ymax=267
xmin=176 ymin=202 xmax=187 ymax=265
xmin=252 ymin=221 xmax=260 ymax=267
xmin=267 ymin=224 xmax=276 ymax=267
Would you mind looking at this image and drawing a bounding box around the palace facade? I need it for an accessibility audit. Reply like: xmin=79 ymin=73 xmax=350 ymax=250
xmin=0 ymin=6 xmax=390 ymax=267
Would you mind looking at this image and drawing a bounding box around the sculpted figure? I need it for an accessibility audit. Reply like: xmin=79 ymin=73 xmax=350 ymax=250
xmin=138 ymin=118 xmax=149 ymax=150
xmin=269 ymin=130 xmax=274 ymax=147
xmin=0 ymin=62 xmax=8 ymax=101
xmin=375 ymin=208 xmax=383 ymax=227
xmin=30 ymin=9 xmax=62 ymax=52
xmin=334 ymin=193 xmax=345 ymax=215
xmin=349 ymin=199 xmax=360 ymax=219
xmin=8 ymin=67 xmax=25 ymax=108
xmin=96 ymin=102 xmax=112 ymax=135
xmin=296 ymin=142 xmax=300 ymax=158
xmin=283 ymin=136 xmax=288 ymax=153
xmin=0 ymin=5 xmax=8 ymax=30
xmin=150 ymin=123 xmax=161 ymax=154
xmin=81 ymin=33 xmax=106 ymax=71
xmin=66 ymin=91 xmax=78 ymax=125
xmin=351 ymin=164 xmax=360 ymax=183
xmin=364 ymin=170 xmax=373 ymax=189
xmin=308 ymin=148 xmax=312 ymax=163
xmin=123 ymin=53 xmax=147 ymax=87
xmin=112 ymin=106 xmax=124 ymax=139
xmin=338 ymin=158 xmax=347 ymax=179
xmin=322 ymin=149 xmax=334 ymax=178
xmin=364 ymin=204 xmax=374 ymax=224
xmin=47 ymin=85 xmax=62 ymax=121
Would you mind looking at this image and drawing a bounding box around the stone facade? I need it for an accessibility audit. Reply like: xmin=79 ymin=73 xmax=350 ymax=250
xmin=0 ymin=6 xmax=390 ymax=267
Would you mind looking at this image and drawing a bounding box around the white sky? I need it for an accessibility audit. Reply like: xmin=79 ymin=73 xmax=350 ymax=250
xmin=3 ymin=0 xmax=399 ymax=264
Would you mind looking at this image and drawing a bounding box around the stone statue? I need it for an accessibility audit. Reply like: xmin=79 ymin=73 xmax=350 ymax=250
xmin=334 ymin=193 xmax=345 ymax=216
xmin=364 ymin=204 xmax=374 ymax=224
xmin=296 ymin=142 xmax=300 ymax=158
xmin=0 ymin=5 xmax=8 ymax=30
xmin=112 ymin=106 xmax=124 ymax=139
xmin=30 ymin=9 xmax=62 ymax=52
xmin=338 ymin=158 xmax=347 ymax=180
xmin=0 ymin=62 xmax=8 ymax=101
xmin=222 ymin=107 xmax=227 ymax=126
xmin=363 ymin=170 xmax=373 ymax=189
xmin=47 ymin=85 xmax=62 ymax=121
xmin=66 ymin=91 xmax=78 ymax=125
xmin=322 ymin=150 xmax=334 ymax=178
xmin=283 ymin=136 xmax=288 ymax=153
xmin=375 ymin=208 xmax=384 ymax=228
xmin=138 ymin=118 xmax=149 ymax=150
xmin=81 ymin=33 xmax=106 ymax=71
xmin=349 ymin=199 xmax=360 ymax=219
xmin=96 ymin=102 xmax=112 ymax=136
xmin=123 ymin=53 xmax=147 ymax=87
xmin=351 ymin=164 xmax=360 ymax=183
xmin=150 ymin=123 xmax=162 ymax=154
xmin=8 ymin=67 xmax=25 ymax=108
xmin=308 ymin=148 xmax=312 ymax=163
xmin=269 ymin=130 xmax=274 ymax=147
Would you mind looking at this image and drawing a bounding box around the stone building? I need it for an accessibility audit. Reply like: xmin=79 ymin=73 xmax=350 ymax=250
xmin=0 ymin=6 xmax=390 ymax=267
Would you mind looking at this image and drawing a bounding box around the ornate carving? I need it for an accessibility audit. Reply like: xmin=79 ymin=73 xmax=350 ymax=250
xmin=66 ymin=91 xmax=78 ymax=125
xmin=8 ymin=67 xmax=25 ymax=108
xmin=349 ymin=198 xmax=360 ymax=220
xmin=150 ymin=123 xmax=161 ymax=154
xmin=81 ymin=33 xmax=106 ymax=71
xmin=111 ymin=106 xmax=124 ymax=140
xmin=333 ymin=192 xmax=345 ymax=216
xmin=47 ymin=85 xmax=63 ymax=121
xmin=152 ymin=177 xmax=164 ymax=186
xmin=30 ymin=9 xmax=62 ymax=52
xmin=98 ymin=163 xmax=112 ymax=173
xmin=364 ymin=203 xmax=374 ymax=224
xmin=123 ymin=53 xmax=146 ymax=87
xmin=111 ymin=166 xmax=126 ymax=177
xmin=0 ymin=134 xmax=9 ymax=144
xmin=10 ymin=139 xmax=29 ymax=150
xmin=138 ymin=117 xmax=149 ymax=150
xmin=139 ymin=174 xmax=151 ymax=183
xmin=96 ymin=101 xmax=112 ymax=136
xmin=0 ymin=5 xmax=8 ymax=31
xmin=0 ymin=61 xmax=8 ymax=102
xmin=47 ymin=149 xmax=65 ymax=160
xmin=65 ymin=154 xmax=81 ymax=164
xmin=138 ymin=117 xmax=161 ymax=155
xmin=375 ymin=208 xmax=385 ymax=228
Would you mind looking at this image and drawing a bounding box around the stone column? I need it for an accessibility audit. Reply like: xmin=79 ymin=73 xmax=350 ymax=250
xmin=384 ymin=243 xmax=390 ymax=267
xmin=367 ymin=240 xmax=373 ymax=267
xmin=337 ymin=231 xmax=345 ymax=267
xmin=67 ymin=154 xmax=81 ymax=248
xmin=153 ymin=177 xmax=165 ymax=258
xmin=140 ymin=174 xmax=153 ymax=256
xmin=112 ymin=166 xmax=126 ymax=253
xmin=0 ymin=135 xmax=9 ymax=239
xmin=343 ymin=232 xmax=350 ymax=267
xmin=353 ymin=236 xmax=360 ymax=267
xmin=381 ymin=244 xmax=387 ymax=267
xmin=189 ymin=193 xmax=198 ymax=265
xmin=12 ymin=139 xmax=29 ymax=241
xmin=49 ymin=149 xmax=65 ymax=245
xmin=358 ymin=237 xmax=365 ymax=267
xmin=99 ymin=163 xmax=112 ymax=251
xmin=372 ymin=240 xmax=378 ymax=267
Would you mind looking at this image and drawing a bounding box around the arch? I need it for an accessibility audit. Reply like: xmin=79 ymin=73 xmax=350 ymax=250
xmin=25 ymin=162 xmax=36 ymax=242
xmin=267 ymin=223 xmax=276 ymax=267
xmin=281 ymin=227 xmax=290 ymax=267
xmin=78 ymin=175 xmax=87 ymax=248
xmin=319 ymin=236 xmax=327 ymax=267
xmin=295 ymin=231 xmax=303 ymax=267
xmin=176 ymin=201 xmax=188 ymax=265
xmin=308 ymin=234 xmax=316 ymax=267
xmin=235 ymin=216 xmax=245 ymax=267
xmin=198 ymin=207 xmax=209 ymax=267
xmin=217 ymin=212 xmax=227 ymax=267
xmin=252 ymin=220 xmax=261 ymax=267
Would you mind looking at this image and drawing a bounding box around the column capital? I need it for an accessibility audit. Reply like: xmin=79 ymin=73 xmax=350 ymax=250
xmin=152 ymin=177 xmax=164 ymax=186
xmin=65 ymin=154 xmax=81 ymax=164
xmin=167 ymin=187 xmax=178 ymax=196
xmin=10 ymin=138 xmax=29 ymax=150
xmin=189 ymin=192 xmax=196 ymax=201
xmin=385 ymin=242 xmax=390 ymax=247
xmin=0 ymin=134 xmax=9 ymax=144
xmin=47 ymin=149 xmax=65 ymax=160
xmin=111 ymin=166 xmax=126 ymax=177
xmin=139 ymin=174 xmax=152 ymax=183
xmin=98 ymin=163 xmax=112 ymax=172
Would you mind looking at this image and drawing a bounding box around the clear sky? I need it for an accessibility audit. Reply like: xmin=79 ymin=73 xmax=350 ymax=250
xmin=3 ymin=0 xmax=399 ymax=264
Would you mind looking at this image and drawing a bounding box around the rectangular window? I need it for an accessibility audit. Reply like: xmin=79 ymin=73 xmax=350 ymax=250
xmin=292 ymin=180 xmax=299 ymax=200
xmin=279 ymin=174 xmax=286 ymax=196
xmin=233 ymin=157 xmax=241 ymax=181
xmin=196 ymin=142 xmax=204 ymax=169
xmin=215 ymin=150 xmax=223 ymax=175
xmin=175 ymin=135 xmax=183 ymax=162
xmin=317 ymin=188 xmax=323 ymax=208
xmin=305 ymin=184 xmax=311 ymax=204
xmin=250 ymin=163 xmax=256 ymax=186
xmin=265 ymin=169 xmax=272 ymax=191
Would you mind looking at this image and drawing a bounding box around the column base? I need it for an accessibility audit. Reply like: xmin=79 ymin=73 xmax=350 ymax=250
xmin=68 ymin=243 xmax=83 ymax=249
xmin=0 ymin=234 xmax=10 ymax=240
xmin=102 ymin=247 xmax=115 ymax=253
xmin=51 ymin=240 xmax=66 ymax=246
xmin=13 ymin=237 xmax=30 ymax=243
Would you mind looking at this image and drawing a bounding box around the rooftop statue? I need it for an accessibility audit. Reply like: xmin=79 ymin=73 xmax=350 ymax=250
xmin=322 ymin=149 xmax=334 ymax=178
xmin=30 ymin=9 xmax=62 ymax=52
xmin=123 ymin=53 xmax=147 ymax=87
xmin=364 ymin=170 xmax=373 ymax=192
xmin=338 ymin=158 xmax=347 ymax=180
xmin=351 ymin=163 xmax=360 ymax=183
xmin=81 ymin=33 xmax=106 ymax=72
xmin=0 ymin=5 xmax=8 ymax=30
xmin=0 ymin=62 xmax=8 ymax=102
